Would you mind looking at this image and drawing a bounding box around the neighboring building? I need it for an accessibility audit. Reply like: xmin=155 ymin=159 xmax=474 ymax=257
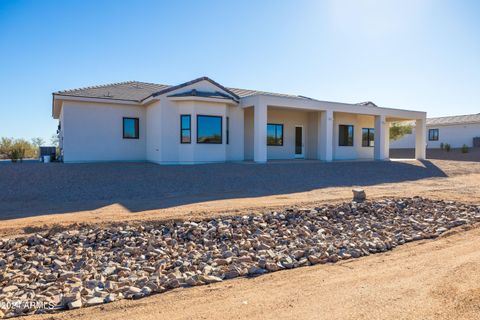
xmin=52 ymin=76 xmax=426 ymax=164
xmin=390 ymin=114 xmax=480 ymax=149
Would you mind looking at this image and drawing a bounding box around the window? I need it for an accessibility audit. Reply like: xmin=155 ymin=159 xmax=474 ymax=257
xmin=362 ymin=128 xmax=375 ymax=147
xmin=428 ymin=128 xmax=439 ymax=141
xmin=339 ymin=125 xmax=354 ymax=146
xmin=123 ymin=117 xmax=139 ymax=139
xmin=197 ymin=115 xmax=222 ymax=144
xmin=226 ymin=117 xmax=230 ymax=145
xmin=267 ymin=123 xmax=284 ymax=146
xmin=180 ymin=115 xmax=191 ymax=144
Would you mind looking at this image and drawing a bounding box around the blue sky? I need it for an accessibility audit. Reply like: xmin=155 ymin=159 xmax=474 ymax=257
xmin=1 ymin=0 xmax=479 ymax=142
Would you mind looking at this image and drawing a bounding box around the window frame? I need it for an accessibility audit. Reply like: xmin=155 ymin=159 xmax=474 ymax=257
xmin=122 ymin=117 xmax=139 ymax=139
xmin=428 ymin=128 xmax=439 ymax=141
xmin=362 ymin=128 xmax=375 ymax=147
xmin=180 ymin=114 xmax=192 ymax=144
xmin=226 ymin=116 xmax=230 ymax=145
xmin=196 ymin=115 xmax=223 ymax=144
xmin=267 ymin=123 xmax=284 ymax=146
xmin=338 ymin=124 xmax=354 ymax=147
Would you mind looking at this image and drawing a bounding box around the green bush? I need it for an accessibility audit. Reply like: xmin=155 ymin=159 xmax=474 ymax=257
xmin=444 ymin=143 xmax=451 ymax=152
xmin=0 ymin=137 xmax=41 ymax=160
xmin=440 ymin=142 xmax=444 ymax=150
xmin=461 ymin=144 xmax=469 ymax=153
xmin=9 ymin=146 xmax=25 ymax=162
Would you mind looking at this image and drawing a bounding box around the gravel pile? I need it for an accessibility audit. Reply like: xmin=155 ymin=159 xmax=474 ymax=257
xmin=1 ymin=197 xmax=479 ymax=318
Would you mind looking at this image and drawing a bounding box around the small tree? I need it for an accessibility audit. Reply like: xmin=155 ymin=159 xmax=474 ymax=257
xmin=31 ymin=137 xmax=45 ymax=158
xmin=461 ymin=144 xmax=469 ymax=153
xmin=389 ymin=122 xmax=414 ymax=141
xmin=444 ymin=143 xmax=451 ymax=152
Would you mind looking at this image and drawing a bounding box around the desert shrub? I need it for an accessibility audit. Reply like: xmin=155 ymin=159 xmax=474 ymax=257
xmin=444 ymin=143 xmax=451 ymax=152
xmin=461 ymin=144 xmax=469 ymax=153
xmin=9 ymin=146 xmax=24 ymax=162
xmin=389 ymin=122 xmax=414 ymax=141
xmin=440 ymin=142 xmax=444 ymax=150
xmin=0 ymin=137 xmax=42 ymax=160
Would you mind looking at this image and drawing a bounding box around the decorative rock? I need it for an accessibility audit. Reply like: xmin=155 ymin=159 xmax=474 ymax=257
xmin=85 ymin=297 xmax=104 ymax=307
xmin=0 ymin=197 xmax=478 ymax=317
xmin=352 ymin=188 xmax=366 ymax=202
xmin=68 ymin=299 xmax=83 ymax=309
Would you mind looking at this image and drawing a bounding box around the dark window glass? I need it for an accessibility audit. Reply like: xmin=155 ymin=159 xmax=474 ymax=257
xmin=180 ymin=115 xmax=191 ymax=144
xmin=362 ymin=128 xmax=375 ymax=147
xmin=197 ymin=115 xmax=222 ymax=144
xmin=428 ymin=129 xmax=439 ymax=141
xmin=339 ymin=125 xmax=354 ymax=146
xmin=123 ymin=117 xmax=139 ymax=139
xmin=267 ymin=124 xmax=284 ymax=146
xmin=226 ymin=117 xmax=230 ymax=144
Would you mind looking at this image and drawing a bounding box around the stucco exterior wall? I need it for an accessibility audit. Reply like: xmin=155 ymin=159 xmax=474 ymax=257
xmin=333 ymin=113 xmax=375 ymax=160
xmin=244 ymin=108 xmax=316 ymax=160
xmin=146 ymin=99 xmax=244 ymax=164
xmin=390 ymin=123 xmax=480 ymax=148
xmin=145 ymin=100 xmax=162 ymax=162
xmin=62 ymin=101 xmax=146 ymax=162
xmin=266 ymin=108 xmax=310 ymax=160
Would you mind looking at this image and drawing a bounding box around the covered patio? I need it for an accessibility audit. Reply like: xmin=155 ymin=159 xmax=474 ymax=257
xmin=241 ymin=95 xmax=427 ymax=162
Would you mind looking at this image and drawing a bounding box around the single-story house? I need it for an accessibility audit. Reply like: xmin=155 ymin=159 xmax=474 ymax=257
xmin=390 ymin=114 xmax=480 ymax=149
xmin=52 ymin=76 xmax=427 ymax=164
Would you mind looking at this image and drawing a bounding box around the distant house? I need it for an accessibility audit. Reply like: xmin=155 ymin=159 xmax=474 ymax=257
xmin=52 ymin=76 xmax=426 ymax=164
xmin=390 ymin=114 xmax=480 ymax=149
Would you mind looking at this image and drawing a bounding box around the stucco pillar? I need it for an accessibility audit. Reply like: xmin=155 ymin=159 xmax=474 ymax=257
xmin=384 ymin=121 xmax=390 ymax=159
xmin=415 ymin=118 xmax=427 ymax=160
xmin=253 ymin=101 xmax=267 ymax=163
xmin=318 ymin=110 xmax=333 ymax=161
xmin=374 ymin=115 xmax=387 ymax=160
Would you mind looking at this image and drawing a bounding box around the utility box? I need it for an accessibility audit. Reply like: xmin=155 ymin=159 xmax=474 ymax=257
xmin=473 ymin=137 xmax=480 ymax=148
xmin=39 ymin=147 xmax=56 ymax=162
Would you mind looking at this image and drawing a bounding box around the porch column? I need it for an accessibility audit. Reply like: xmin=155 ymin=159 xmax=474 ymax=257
xmin=415 ymin=118 xmax=426 ymax=160
xmin=383 ymin=121 xmax=390 ymax=159
xmin=253 ymin=101 xmax=267 ymax=163
xmin=374 ymin=115 xmax=387 ymax=160
xmin=318 ymin=110 xmax=333 ymax=161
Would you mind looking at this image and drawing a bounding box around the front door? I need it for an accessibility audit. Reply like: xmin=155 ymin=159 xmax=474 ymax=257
xmin=295 ymin=126 xmax=304 ymax=158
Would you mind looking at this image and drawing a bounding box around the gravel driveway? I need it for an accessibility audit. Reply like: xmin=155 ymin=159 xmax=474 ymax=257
xmin=0 ymin=160 xmax=447 ymax=220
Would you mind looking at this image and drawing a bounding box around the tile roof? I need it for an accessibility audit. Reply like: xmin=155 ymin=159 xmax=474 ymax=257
xmin=54 ymin=81 xmax=170 ymax=102
xmin=53 ymin=77 xmax=314 ymax=102
xmin=427 ymin=114 xmax=480 ymax=126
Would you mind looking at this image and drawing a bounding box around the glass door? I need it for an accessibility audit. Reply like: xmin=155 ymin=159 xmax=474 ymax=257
xmin=295 ymin=126 xmax=304 ymax=158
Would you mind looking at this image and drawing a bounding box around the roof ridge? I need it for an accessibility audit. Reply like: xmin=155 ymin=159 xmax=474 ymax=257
xmin=227 ymin=86 xmax=302 ymax=97
xmin=56 ymin=81 xmax=137 ymax=94
xmin=428 ymin=113 xmax=480 ymax=119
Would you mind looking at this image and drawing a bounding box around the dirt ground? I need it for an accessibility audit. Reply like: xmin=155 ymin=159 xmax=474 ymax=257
xmin=2 ymin=159 xmax=480 ymax=319
xmin=1 ymin=159 xmax=479 ymax=238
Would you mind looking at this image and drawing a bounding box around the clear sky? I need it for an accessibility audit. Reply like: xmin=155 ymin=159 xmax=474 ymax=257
xmin=1 ymin=0 xmax=479 ymax=142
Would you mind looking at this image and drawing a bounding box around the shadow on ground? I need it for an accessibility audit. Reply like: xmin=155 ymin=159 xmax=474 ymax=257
xmin=0 ymin=160 xmax=447 ymax=220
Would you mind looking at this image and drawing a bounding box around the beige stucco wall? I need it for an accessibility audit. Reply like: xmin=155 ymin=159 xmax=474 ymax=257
xmin=61 ymin=101 xmax=146 ymax=162
xmin=333 ymin=113 xmax=375 ymax=160
xmin=244 ymin=108 xmax=376 ymax=161
xmin=146 ymin=79 xmax=244 ymax=164
xmin=244 ymin=107 xmax=314 ymax=160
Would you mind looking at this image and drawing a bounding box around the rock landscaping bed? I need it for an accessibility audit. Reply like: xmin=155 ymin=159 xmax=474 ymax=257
xmin=1 ymin=197 xmax=480 ymax=318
